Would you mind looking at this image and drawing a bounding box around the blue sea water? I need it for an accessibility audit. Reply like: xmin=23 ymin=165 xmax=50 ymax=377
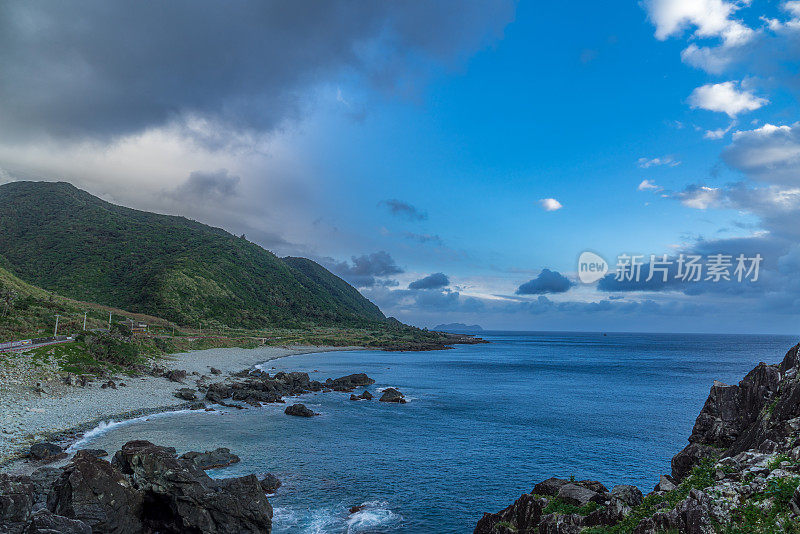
xmin=76 ymin=332 xmax=796 ymax=533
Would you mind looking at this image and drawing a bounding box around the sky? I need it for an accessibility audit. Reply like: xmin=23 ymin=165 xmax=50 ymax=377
xmin=1 ymin=0 xmax=800 ymax=333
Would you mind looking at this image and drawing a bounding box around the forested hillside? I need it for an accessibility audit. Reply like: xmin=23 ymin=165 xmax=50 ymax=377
xmin=0 ymin=181 xmax=386 ymax=328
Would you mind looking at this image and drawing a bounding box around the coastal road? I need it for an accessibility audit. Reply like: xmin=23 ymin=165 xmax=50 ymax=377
xmin=0 ymin=336 xmax=73 ymax=353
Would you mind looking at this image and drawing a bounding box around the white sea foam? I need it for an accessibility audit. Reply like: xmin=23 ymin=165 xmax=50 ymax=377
xmin=304 ymin=508 xmax=339 ymax=534
xmin=272 ymin=507 xmax=299 ymax=529
xmin=346 ymin=501 xmax=402 ymax=533
xmin=66 ymin=408 xmax=203 ymax=452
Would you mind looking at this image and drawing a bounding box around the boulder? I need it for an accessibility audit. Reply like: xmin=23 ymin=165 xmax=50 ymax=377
xmin=180 ymin=448 xmax=241 ymax=470
xmin=259 ymin=473 xmax=281 ymax=494
xmin=326 ymin=373 xmax=375 ymax=392
xmin=379 ymin=388 xmax=406 ymax=403
xmin=349 ymin=391 xmax=373 ymax=401
xmin=163 ymin=369 xmax=188 ymax=383
xmin=0 ymin=474 xmax=34 ymax=532
xmin=49 ymin=451 xmax=144 ymax=533
xmin=654 ymin=474 xmax=677 ymax=493
xmin=473 ymin=494 xmax=548 ymax=534
xmin=210 ymin=367 xmax=222 ymax=375
xmin=174 ymin=388 xmax=198 ymax=401
xmin=205 ymin=382 xmax=233 ymax=403
xmin=284 ymin=404 xmax=316 ymax=417
xmin=30 ymin=443 xmax=62 ymax=461
xmin=557 ymin=483 xmax=600 ymax=507
xmin=111 ymin=440 xmax=272 ymax=533
xmin=533 ymin=477 xmax=570 ymax=496
xmin=611 ymin=484 xmax=643 ymax=507
xmin=26 ymin=509 xmax=91 ymax=534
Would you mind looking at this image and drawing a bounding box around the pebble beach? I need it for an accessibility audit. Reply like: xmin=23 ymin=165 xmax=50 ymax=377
xmin=0 ymin=344 xmax=361 ymax=470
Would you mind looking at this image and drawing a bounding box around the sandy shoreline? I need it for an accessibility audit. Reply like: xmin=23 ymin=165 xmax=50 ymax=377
xmin=0 ymin=344 xmax=363 ymax=471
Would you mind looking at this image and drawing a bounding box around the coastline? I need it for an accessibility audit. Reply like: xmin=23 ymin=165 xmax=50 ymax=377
xmin=0 ymin=344 xmax=364 ymax=471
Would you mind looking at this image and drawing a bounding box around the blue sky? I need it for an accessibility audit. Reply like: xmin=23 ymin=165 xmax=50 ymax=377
xmin=1 ymin=1 xmax=799 ymax=333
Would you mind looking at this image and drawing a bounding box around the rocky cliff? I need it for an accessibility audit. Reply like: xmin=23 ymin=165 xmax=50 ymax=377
xmin=0 ymin=440 xmax=273 ymax=534
xmin=475 ymin=343 xmax=800 ymax=533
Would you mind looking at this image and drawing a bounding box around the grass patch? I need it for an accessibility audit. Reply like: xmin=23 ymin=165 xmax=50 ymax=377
xmin=540 ymin=497 xmax=603 ymax=516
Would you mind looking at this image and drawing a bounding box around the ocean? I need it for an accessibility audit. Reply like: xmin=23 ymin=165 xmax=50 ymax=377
xmin=74 ymin=331 xmax=797 ymax=533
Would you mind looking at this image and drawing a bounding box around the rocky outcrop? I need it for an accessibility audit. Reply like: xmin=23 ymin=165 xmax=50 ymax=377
xmin=0 ymin=441 xmax=272 ymax=534
xmin=474 ymin=342 xmax=800 ymax=533
xmin=259 ymin=473 xmax=281 ymax=494
xmin=325 ymin=373 xmax=375 ymax=392
xmin=284 ymin=403 xmax=316 ymax=417
xmin=672 ymin=344 xmax=798 ymax=480
xmin=202 ymin=371 xmax=374 ymax=408
xmin=29 ymin=443 xmax=63 ymax=462
xmin=379 ymin=388 xmax=406 ymax=403
xmin=180 ymin=448 xmax=241 ymax=470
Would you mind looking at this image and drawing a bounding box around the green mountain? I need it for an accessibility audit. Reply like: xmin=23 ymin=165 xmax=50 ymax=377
xmin=0 ymin=181 xmax=386 ymax=328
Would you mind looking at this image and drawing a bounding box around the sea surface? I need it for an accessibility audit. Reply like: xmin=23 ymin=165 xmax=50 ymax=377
xmin=75 ymin=332 xmax=797 ymax=533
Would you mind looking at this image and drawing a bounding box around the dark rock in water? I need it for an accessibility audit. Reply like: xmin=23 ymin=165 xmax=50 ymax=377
xmin=174 ymin=388 xmax=198 ymax=401
xmin=260 ymin=473 xmax=281 ymax=494
xmin=379 ymin=388 xmax=406 ymax=403
xmin=285 ymin=403 xmax=316 ymax=417
xmin=30 ymin=442 xmax=63 ymax=461
xmin=210 ymin=367 xmax=222 ymax=375
xmin=533 ymin=477 xmax=569 ymax=496
xmin=325 ymin=373 xmax=375 ymax=392
xmin=26 ymin=509 xmax=91 ymax=534
xmin=49 ymin=450 xmax=144 ymax=533
xmin=349 ymin=504 xmax=366 ymax=514
xmin=163 ymin=369 xmax=188 ymax=383
xmin=180 ymin=448 xmax=241 ymax=470
xmin=557 ymin=483 xmax=600 ymax=507
xmin=100 ymin=380 xmax=116 ymax=389
xmin=205 ymin=382 xmax=233 ymax=403
xmin=349 ymin=390 xmax=373 ymax=401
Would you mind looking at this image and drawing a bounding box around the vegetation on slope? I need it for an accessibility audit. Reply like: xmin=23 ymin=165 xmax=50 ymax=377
xmin=0 ymin=181 xmax=386 ymax=328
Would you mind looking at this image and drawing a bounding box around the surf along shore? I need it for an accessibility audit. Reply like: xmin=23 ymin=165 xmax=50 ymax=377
xmin=0 ymin=344 xmax=363 ymax=471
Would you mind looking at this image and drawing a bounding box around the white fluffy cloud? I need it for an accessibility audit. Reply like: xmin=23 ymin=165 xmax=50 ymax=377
xmin=645 ymin=0 xmax=753 ymax=45
xmin=539 ymin=198 xmax=563 ymax=211
xmin=688 ymin=82 xmax=767 ymax=117
xmin=638 ymin=179 xmax=662 ymax=191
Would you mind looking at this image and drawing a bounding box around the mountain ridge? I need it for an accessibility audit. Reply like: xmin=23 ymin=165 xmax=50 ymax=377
xmin=0 ymin=180 xmax=385 ymax=328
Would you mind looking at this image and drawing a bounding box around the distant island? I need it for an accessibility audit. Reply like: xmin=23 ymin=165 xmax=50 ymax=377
xmin=434 ymin=323 xmax=484 ymax=333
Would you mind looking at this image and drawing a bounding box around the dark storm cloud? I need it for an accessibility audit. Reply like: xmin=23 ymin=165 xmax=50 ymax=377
xmin=379 ymin=199 xmax=428 ymax=221
xmin=0 ymin=1 xmax=515 ymax=142
xmin=323 ymin=251 xmax=403 ymax=288
xmin=172 ymin=169 xmax=240 ymax=199
xmin=515 ymin=269 xmax=573 ymax=295
xmin=408 ymin=272 xmax=449 ymax=290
